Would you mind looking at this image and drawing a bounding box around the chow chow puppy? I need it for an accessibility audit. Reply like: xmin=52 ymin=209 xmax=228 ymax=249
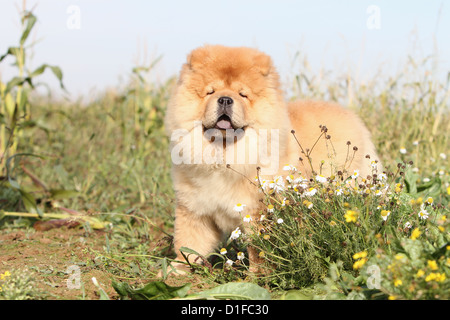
xmin=164 ymin=45 xmax=380 ymax=274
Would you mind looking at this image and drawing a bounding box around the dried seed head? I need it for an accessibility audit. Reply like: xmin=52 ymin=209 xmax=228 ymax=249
xmin=353 ymin=146 xmax=358 ymax=151
xmin=347 ymin=141 xmax=351 ymax=145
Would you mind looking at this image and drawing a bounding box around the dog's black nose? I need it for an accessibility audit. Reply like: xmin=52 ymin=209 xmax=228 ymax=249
xmin=218 ymin=96 xmax=233 ymax=108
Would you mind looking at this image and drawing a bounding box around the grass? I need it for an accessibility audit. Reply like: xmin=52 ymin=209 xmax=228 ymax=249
xmin=0 ymin=10 xmax=449 ymax=300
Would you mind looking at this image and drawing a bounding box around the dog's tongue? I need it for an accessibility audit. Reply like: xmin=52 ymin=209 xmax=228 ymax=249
xmin=215 ymin=118 xmax=233 ymax=130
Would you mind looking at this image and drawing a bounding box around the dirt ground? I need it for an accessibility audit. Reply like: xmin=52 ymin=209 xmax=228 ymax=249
xmin=0 ymin=227 xmax=119 ymax=300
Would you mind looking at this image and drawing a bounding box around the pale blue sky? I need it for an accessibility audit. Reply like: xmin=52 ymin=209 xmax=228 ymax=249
xmin=0 ymin=0 xmax=448 ymax=98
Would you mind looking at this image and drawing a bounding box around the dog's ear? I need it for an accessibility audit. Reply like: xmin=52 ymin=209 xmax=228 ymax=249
xmin=186 ymin=46 xmax=211 ymax=71
xmin=253 ymin=52 xmax=272 ymax=76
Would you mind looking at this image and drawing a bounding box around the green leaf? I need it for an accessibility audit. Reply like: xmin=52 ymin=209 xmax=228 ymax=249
xmin=20 ymin=11 xmax=37 ymax=46
xmin=29 ymin=64 xmax=65 ymax=89
xmin=112 ymin=280 xmax=191 ymax=300
xmin=49 ymin=189 xmax=80 ymax=200
xmin=191 ymin=282 xmax=271 ymax=300
xmin=281 ymin=289 xmax=313 ymax=300
xmin=0 ymin=47 xmax=21 ymax=63
xmin=404 ymin=168 xmax=417 ymax=195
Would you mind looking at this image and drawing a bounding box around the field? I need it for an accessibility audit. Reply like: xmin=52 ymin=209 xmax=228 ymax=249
xmin=0 ymin=11 xmax=449 ymax=300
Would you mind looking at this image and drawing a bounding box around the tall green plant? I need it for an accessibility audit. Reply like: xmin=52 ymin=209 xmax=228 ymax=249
xmin=0 ymin=10 xmax=64 ymax=215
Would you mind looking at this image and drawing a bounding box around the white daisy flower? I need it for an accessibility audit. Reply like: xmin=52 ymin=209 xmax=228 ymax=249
xmin=418 ymin=208 xmax=429 ymax=220
xmin=380 ymin=210 xmax=391 ymax=221
xmin=243 ymin=214 xmax=252 ymax=223
xmin=237 ymin=252 xmax=245 ymax=261
xmin=233 ymin=203 xmax=246 ymax=212
xmin=404 ymin=222 xmax=412 ymax=229
xmin=305 ymin=187 xmax=317 ymax=197
xmin=225 ymin=259 xmax=234 ymax=266
xmin=260 ymin=214 xmax=266 ymax=221
xmin=267 ymin=204 xmax=274 ymax=213
xmin=286 ymin=174 xmax=295 ymax=183
xmin=271 ymin=176 xmax=285 ymax=193
xmin=315 ymin=174 xmax=327 ymax=183
xmin=220 ymin=248 xmax=227 ymax=255
xmin=374 ymin=189 xmax=382 ymax=196
xmin=335 ymin=188 xmax=343 ymax=196
xmin=351 ymin=170 xmax=360 ymax=179
xmin=413 ymin=141 xmax=419 ymax=146
xmin=283 ymin=164 xmax=297 ymax=171
xmin=277 ymin=218 xmax=284 ymax=224
xmin=230 ymin=227 xmax=242 ymax=240
xmin=378 ymin=173 xmax=388 ymax=181
xmin=439 ymin=153 xmax=447 ymax=160
xmin=399 ymin=147 xmax=407 ymax=154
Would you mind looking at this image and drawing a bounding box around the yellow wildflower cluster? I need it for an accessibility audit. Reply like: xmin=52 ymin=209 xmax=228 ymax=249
xmin=0 ymin=271 xmax=11 ymax=280
xmin=352 ymin=250 xmax=368 ymax=270
xmin=0 ymin=271 xmax=11 ymax=293
xmin=425 ymin=272 xmax=446 ymax=282
xmin=345 ymin=210 xmax=359 ymax=223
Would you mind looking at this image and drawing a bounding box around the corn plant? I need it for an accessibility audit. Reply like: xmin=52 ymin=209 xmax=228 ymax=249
xmin=0 ymin=9 xmax=64 ymax=215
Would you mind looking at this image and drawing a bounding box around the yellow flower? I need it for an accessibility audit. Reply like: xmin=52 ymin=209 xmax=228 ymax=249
xmin=425 ymin=272 xmax=446 ymax=282
xmin=0 ymin=271 xmax=11 ymax=280
xmin=410 ymin=228 xmax=421 ymax=240
xmin=344 ymin=210 xmax=358 ymax=223
xmin=394 ymin=279 xmax=403 ymax=287
xmin=437 ymin=273 xmax=446 ymax=282
xmin=427 ymin=260 xmax=438 ymax=271
xmin=426 ymin=197 xmax=433 ymax=204
xmin=330 ymin=221 xmax=337 ymax=226
xmin=259 ymin=251 xmax=265 ymax=258
xmin=263 ymin=234 xmax=270 ymax=240
xmin=353 ymin=251 xmax=368 ymax=260
xmin=395 ymin=254 xmax=405 ymax=261
xmin=416 ymin=269 xmax=425 ymax=278
xmin=447 ymin=186 xmax=450 ymax=195
xmin=380 ymin=210 xmax=391 ymax=221
xmin=388 ymin=295 xmax=396 ymax=300
xmin=416 ymin=197 xmax=423 ymax=205
xmin=438 ymin=226 xmax=444 ymax=232
xmin=353 ymin=258 xmax=368 ymax=270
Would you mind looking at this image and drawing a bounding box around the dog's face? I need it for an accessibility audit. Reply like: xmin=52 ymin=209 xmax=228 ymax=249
xmin=167 ymin=45 xmax=284 ymax=135
xmin=166 ymin=45 xmax=288 ymax=172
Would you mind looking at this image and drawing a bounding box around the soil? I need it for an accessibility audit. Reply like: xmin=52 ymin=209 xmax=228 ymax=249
xmin=0 ymin=226 xmax=216 ymax=300
xmin=0 ymin=227 xmax=118 ymax=300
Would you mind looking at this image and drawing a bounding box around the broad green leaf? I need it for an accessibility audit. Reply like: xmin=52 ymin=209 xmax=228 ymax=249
xmin=404 ymin=168 xmax=417 ymax=195
xmin=191 ymin=282 xmax=271 ymax=300
xmin=29 ymin=64 xmax=65 ymax=89
xmin=20 ymin=12 xmax=37 ymax=45
xmin=4 ymin=92 xmax=15 ymax=119
xmin=112 ymin=280 xmax=191 ymax=300
xmin=281 ymin=289 xmax=313 ymax=300
xmin=49 ymin=189 xmax=80 ymax=200
xmin=0 ymin=46 xmax=21 ymax=63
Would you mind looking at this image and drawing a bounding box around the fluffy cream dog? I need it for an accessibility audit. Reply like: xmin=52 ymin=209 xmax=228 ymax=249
xmin=164 ymin=45 xmax=380 ymax=273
